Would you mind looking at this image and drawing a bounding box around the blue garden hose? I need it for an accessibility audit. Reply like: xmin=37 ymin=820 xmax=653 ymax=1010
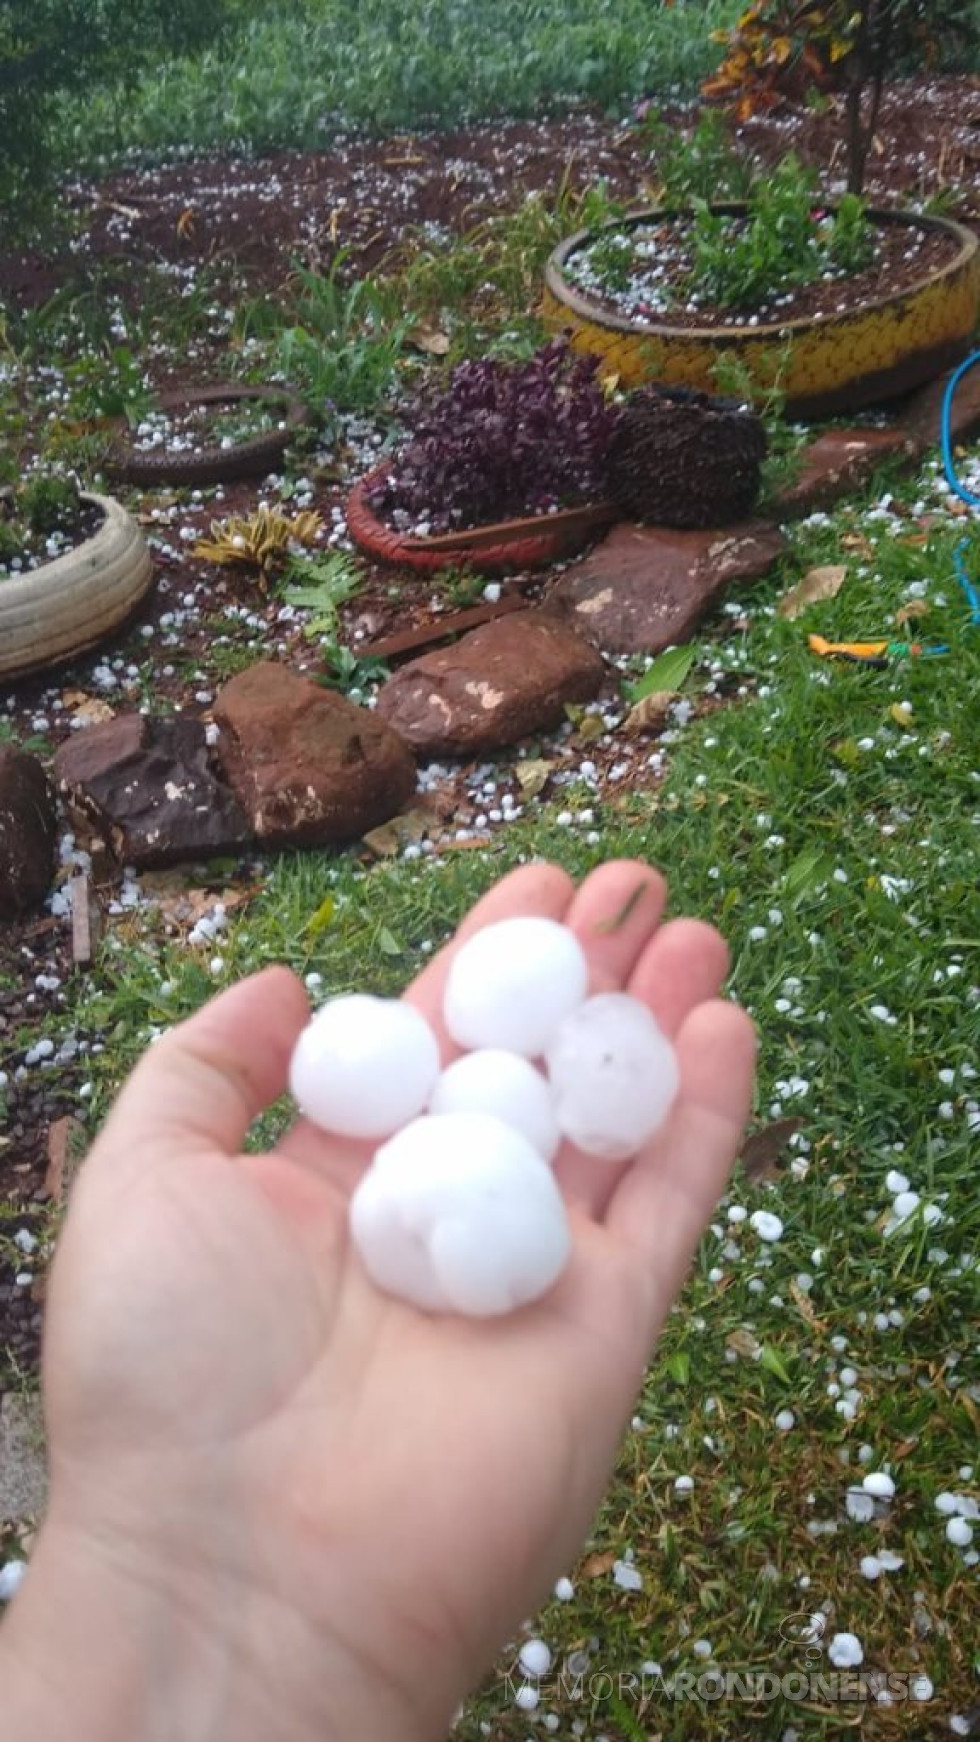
xmin=940 ymin=350 xmax=980 ymax=628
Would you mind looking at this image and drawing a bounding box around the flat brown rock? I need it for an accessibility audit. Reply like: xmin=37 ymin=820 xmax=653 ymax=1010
xmin=375 ymin=613 xmax=605 ymax=756
xmin=54 ymin=714 xmax=252 ymax=868
xmin=213 ymin=662 xmax=416 ymax=844
xmin=775 ymin=427 xmax=907 ymax=518
xmin=0 ymin=746 xmax=57 ymax=920
xmin=550 ymin=521 xmax=787 ymax=656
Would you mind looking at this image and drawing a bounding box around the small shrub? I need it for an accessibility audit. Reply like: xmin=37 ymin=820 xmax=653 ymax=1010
xmin=367 ymin=339 xmax=620 ymax=531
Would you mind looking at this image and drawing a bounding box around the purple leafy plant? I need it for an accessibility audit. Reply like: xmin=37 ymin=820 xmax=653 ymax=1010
xmin=366 ymin=338 xmax=620 ymax=532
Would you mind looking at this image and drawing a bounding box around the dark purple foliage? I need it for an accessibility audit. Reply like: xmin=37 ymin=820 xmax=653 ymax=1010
xmin=366 ymin=339 xmax=620 ymax=532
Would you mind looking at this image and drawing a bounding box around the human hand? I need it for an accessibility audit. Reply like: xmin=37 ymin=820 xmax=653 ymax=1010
xmin=3 ymin=860 xmax=755 ymax=1742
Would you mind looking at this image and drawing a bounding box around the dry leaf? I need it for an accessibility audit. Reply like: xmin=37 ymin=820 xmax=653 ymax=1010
xmin=515 ymin=759 xmax=553 ymax=799
xmin=362 ymin=809 xmax=431 ymax=857
xmin=576 ymin=714 xmax=606 ymax=743
xmin=890 ymin=702 xmax=914 ymax=728
xmin=624 ymin=690 xmax=677 ymax=736
xmin=726 ymin=1328 xmax=762 ymax=1360
xmin=62 ymin=690 xmax=115 ymax=725
xmin=580 ymin=1551 xmax=617 ymax=1580
xmin=840 ymin=532 xmax=873 ymax=556
xmin=739 ymin=1116 xmax=805 ymax=1182
xmin=407 ymin=324 xmax=451 ymax=357
xmin=778 ymin=564 xmax=847 ymax=620
xmin=895 ymin=599 xmax=929 ymax=628
xmin=790 ymin=1281 xmax=817 ymax=1325
xmin=176 ymin=207 xmax=196 ymax=239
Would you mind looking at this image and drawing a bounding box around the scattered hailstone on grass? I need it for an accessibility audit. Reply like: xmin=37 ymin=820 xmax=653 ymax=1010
xmin=946 ymin=1518 xmax=974 ymax=1548
xmin=775 ymin=1409 xmax=796 ymax=1432
xmin=289 ymin=995 xmax=440 ymax=1139
xmin=750 ymin=1210 xmax=785 ymax=1243
xmin=519 ymin=1638 xmax=553 ymax=1677
xmin=350 ymin=1113 xmax=570 ymax=1316
xmin=553 ymin=1576 xmax=575 ymax=1601
xmin=862 ymin=1472 xmax=896 ymax=1501
xmin=613 ymin=1559 xmax=644 ymax=1591
xmin=828 ymin=1632 xmax=864 ymax=1669
xmin=429 ymin=1049 xmax=560 ymax=1162
xmin=443 ymin=917 xmax=588 ymax=1056
xmin=545 ymin=992 xmax=679 ymax=1160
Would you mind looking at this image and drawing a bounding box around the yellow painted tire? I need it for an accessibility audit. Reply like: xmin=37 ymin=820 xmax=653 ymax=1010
xmin=0 ymin=492 xmax=154 ymax=682
xmin=543 ymin=206 xmax=980 ymax=419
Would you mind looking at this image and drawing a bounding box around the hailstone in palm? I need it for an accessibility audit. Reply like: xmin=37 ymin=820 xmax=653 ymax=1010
xmin=443 ymin=917 xmax=588 ymax=1056
xmin=289 ymin=994 xmax=440 ymax=1139
xmin=351 ymin=1112 xmax=570 ymax=1316
xmin=429 ymin=1049 xmax=560 ymax=1162
xmin=545 ymin=992 xmax=679 ymax=1160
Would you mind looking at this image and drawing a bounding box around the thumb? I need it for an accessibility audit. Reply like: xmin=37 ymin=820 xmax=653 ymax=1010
xmin=99 ymin=966 xmax=310 ymax=1164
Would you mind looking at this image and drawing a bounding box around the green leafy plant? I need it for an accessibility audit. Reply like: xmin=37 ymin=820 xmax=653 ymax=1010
xmin=282 ymin=551 xmax=363 ymax=639
xmin=637 ymin=107 xmax=756 ymax=206
xmin=686 ymin=154 xmax=872 ymax=309
xmin=240 ymin=254 xmax=412 ymax=430
xmin=317 ymin=643 xmax=390 ymax=695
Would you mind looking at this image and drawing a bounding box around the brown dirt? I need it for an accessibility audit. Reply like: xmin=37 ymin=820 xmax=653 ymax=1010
xmin=1 ymin=74 xmax=979 ymax=1384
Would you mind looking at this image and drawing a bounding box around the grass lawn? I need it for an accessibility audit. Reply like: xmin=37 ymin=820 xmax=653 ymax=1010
xmin=1 ymin=4 xmax=979 ymax=1735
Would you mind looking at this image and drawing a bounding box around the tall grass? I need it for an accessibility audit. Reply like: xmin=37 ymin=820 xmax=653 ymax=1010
xmin=62 ymin=0 xmax=744 ymax=167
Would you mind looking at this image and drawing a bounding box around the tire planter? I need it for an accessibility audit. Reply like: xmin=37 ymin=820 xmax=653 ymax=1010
xmin=105 ymin=382 xmax=310 ymax=487
xmin=346 ymin=467 xmax=617 ymax=575
xmin=0 ymin=491 xmax=154 ymax=682
xmin=543 ymin=206 xmax=980 ymax=420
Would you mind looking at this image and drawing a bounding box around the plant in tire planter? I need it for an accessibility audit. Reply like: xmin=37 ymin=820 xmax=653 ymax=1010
xmin=0 ymin=484 xmax=153 ymax=682
xmin=105 ymin=383 xmax=310 ymax=488
xmin=544 ymin=152 xmax=980 ymax=419
xmin=347 ymin=340 xmax=620 ymax=575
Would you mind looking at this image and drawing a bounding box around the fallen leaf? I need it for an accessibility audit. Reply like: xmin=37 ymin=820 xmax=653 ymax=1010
xmin=580 ymin=1551 xmax=617 ymax=1580
xmin=890 ymin=702 xmax=914 ymax=728
xmin=841 ymin=532 xmax=873 ymax=556
xmin=362 ymin=808 xmax=431 ymax=857
xmin=304 ymin=893 xmax=336 ymax=938
xmin=406 ymin=324 xmax=451 ymax=356
xmin=778 ymin=564 xmax=847 ymax=620
xmin=790 ymin=1281 xmax=817 ymax=1325
xmin=576 ymin=714 xmax=606 ymax=743
xmin=739 ymin=1116 xmax=805 ymax=1182
xmin=176 ymin=207 xmax=196 ymax=239
xmin=624 ymin=690 xmax=677 ymax=736
xmin=895 ymin=599 xmax=929 ymax=628
xmin=44 ymin=1115 xmax=85 ymax=1204
xmin=759 ymin=1344 xmax=793 ymax=1384
xmin=62 ymin=690 xmax=115 ymax=725
xmin=726 ymin=1328 xmax=762 ymax=1360
xmin=626 ymin=643 xmax=696 ymax=703
xmin=515 ymin=759 xmax=553 ymax=799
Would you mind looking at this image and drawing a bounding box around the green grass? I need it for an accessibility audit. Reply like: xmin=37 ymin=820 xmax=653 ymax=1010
xmin=60 ymin=0 xmax=745 ymax=167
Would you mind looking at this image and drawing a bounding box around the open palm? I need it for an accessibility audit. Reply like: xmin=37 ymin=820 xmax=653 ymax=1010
xmin=38 ymin=859 xmax=755 ymax=1739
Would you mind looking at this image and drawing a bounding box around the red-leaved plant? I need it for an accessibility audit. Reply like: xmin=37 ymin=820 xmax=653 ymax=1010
xmin=366 ymin=338 xmax=619 ymax=533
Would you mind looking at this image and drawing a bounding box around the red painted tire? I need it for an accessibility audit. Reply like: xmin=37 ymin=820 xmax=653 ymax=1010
xmin=346 ymin=468 xmax=615 ymax=575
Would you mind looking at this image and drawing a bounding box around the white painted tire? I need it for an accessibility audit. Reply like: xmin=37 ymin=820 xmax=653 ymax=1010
xmin=0 ymin=492 xmax=154 ymax=682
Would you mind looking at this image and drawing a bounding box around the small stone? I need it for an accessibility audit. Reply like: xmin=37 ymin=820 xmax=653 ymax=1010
xmin=0 ymin=747 xmax=58 ymax=918
xmin=375 ymin=614 xmax=604 ymax=756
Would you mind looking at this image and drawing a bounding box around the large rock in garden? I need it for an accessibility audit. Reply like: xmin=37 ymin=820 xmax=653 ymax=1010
xmin=0 ymin=746 xmax=58 ymax=919
xmin=375 ymin=612 xmax=605 ymax=756
xmin=212 ymin=662 xmax=416 ymax=844
xmin=54 ymin=714 xmax=251 ymax=868
xmin=550 ymin=521 xmax=787 ymax=657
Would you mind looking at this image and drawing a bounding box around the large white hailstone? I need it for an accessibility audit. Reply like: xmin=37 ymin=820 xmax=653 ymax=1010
xmin=350 ymin=1113 xmax=570 ymax=1316
xmin=289 ymin=994 xmax=440 ymax=1139
xmin=443 ymin=917 xmax=589 ymax=1057
xmin=828 ymin=1632 xmax=864 ymax=1669
xmin=862 ymin=1471 xmax=896 ymax=1501
xmin=544 ymin=992 xmax=679 ymax=1161
xmin=429 ymin=1050 xmax=560 ymax=1162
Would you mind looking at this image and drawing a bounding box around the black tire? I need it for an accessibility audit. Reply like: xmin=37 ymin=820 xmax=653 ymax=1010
xmin=105 ymin=382 xmax=310 ymax=487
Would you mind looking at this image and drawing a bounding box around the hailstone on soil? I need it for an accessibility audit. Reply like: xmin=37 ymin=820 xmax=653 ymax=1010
xmin=545 ymin=992 xmax=679 ymax=1160
xmin=429 ymin=1049 xmax=560 ymax=1162
xmin=289 ymin=994 xmax=440 ymax=1139
xmin=350 ymin=1112 xmax=570 ymax=1316
xmin=443 ymin=917 xmax=589 ymax=1056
